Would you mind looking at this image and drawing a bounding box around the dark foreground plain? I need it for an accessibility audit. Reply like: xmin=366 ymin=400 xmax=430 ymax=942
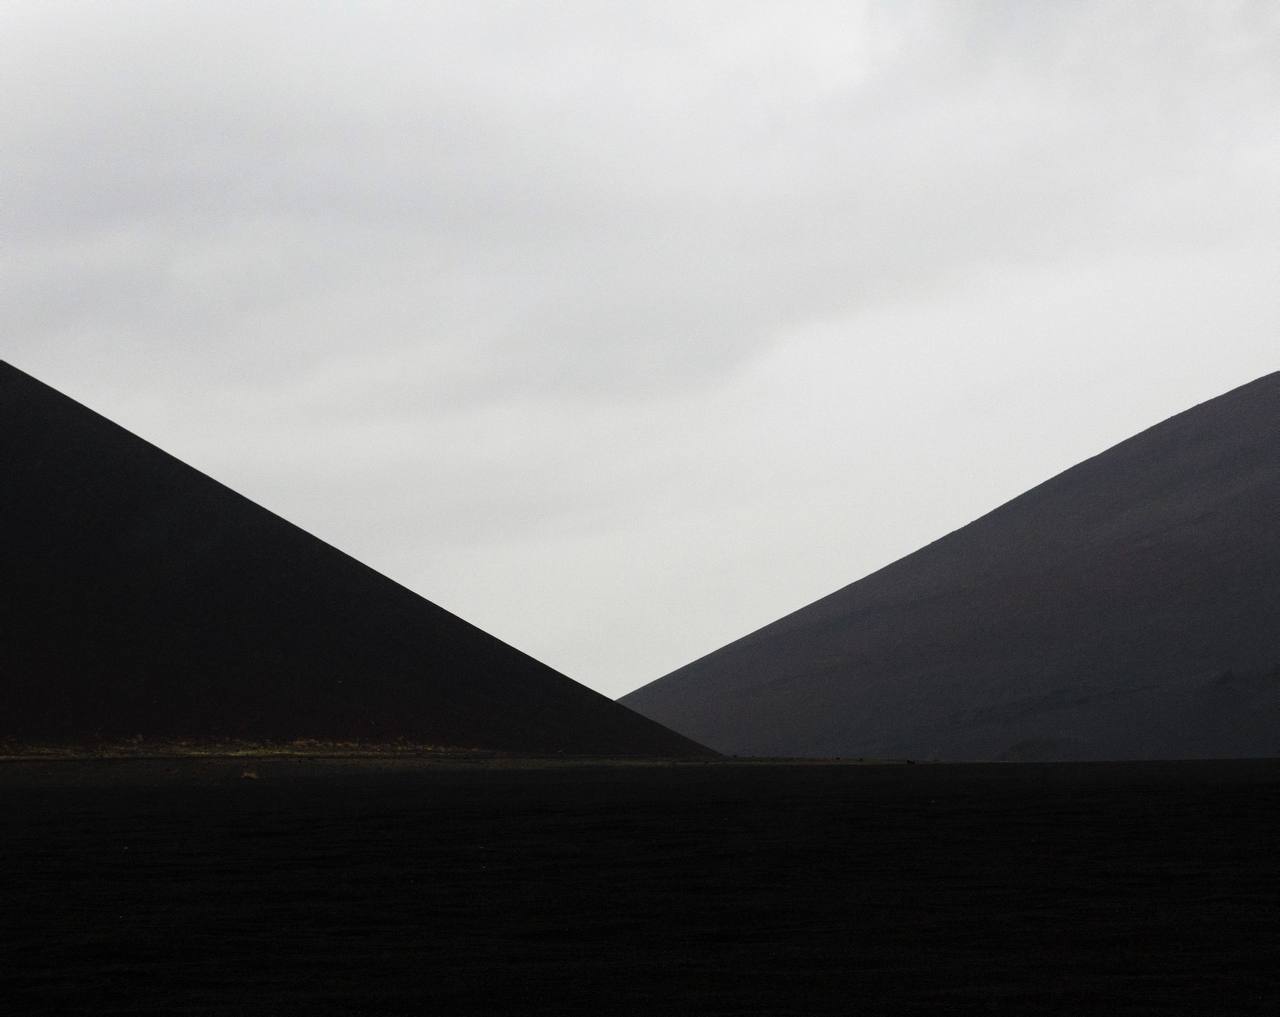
xmin=4 ymin=758 xmax=1278 ymax=1016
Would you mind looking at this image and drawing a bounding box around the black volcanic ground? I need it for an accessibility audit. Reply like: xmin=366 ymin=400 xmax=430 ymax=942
xmin=5 ymin=757 xmax=1279 ymax=1016
xmin=624 ymin=373 xmax=1280 ymax=761
xmin=0 ymin=362 xmax=708 ymax=757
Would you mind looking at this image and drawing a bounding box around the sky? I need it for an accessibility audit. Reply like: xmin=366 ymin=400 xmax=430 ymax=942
xmin=5 ymin=1 xmax=1278 ymax=699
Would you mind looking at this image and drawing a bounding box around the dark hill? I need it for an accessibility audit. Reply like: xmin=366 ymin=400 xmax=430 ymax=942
xmin=623 ymin=373 xmax=1280 ymax=761
xmin=0 ymin=362 xmax=711 ymax=757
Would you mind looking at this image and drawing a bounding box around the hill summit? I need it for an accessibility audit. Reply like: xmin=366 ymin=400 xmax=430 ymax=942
xmin=0 ymin=362 xmax=710 ymax=757
xmin=623 ymin=374 xmax=1280 ymax=761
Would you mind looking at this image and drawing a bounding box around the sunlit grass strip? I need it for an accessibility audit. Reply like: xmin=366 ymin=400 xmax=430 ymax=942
xmin=0 ymin=738 xmax=478 ymax=760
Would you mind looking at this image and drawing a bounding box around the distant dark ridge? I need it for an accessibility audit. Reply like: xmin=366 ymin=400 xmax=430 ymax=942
xmin=0 ymin=362 xmax=712 ymax=757
xmin=623 ymin=373 xmax=1280 ymax=761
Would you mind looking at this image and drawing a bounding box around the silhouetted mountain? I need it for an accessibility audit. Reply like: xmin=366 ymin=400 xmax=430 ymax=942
xmin=624 ymin=374 xmax=1280 ymax=761
xmin=0 ymin=362 xmax=711 ymax=756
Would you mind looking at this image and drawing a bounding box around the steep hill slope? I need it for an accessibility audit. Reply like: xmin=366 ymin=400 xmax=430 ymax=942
xmin=0 ymin=362 xmax=711 ymax=757
xmin=623 ymin=374 xmax=1280 ymax=760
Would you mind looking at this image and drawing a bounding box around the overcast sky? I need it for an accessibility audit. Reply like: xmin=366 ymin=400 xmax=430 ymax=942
xmin=5 ymin=2 xmax=1278 ymax=699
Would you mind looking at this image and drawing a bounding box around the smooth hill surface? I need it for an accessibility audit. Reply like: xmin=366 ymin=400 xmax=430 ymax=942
xmin=623 ymin=373 xmax=1280 ymax=760
xmin=0 ymin=362 xmax=710 ymax=757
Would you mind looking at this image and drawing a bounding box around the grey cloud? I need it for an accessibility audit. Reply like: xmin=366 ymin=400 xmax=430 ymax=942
xmin=3 ymin=1 xmax=1277 ymax=695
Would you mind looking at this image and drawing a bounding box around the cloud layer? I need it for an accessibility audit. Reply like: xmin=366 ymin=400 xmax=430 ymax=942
xmin=6 ymin=1 xmax=1278 ymax=696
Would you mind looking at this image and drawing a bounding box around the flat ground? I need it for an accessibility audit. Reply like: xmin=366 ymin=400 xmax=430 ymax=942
xmin=3 ymin=757 xmax=1278 ymax=1016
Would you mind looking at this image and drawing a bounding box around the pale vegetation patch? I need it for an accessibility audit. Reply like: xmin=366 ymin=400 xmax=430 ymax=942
xmin=0 ymin=737 xmax=469 ymax=760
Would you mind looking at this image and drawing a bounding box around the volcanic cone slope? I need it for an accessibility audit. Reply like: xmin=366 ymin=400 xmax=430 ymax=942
xmin=624 ymin=373 xmax=1280 ymax=761
xmin=0 ymin=363 xmax=711 ymax=756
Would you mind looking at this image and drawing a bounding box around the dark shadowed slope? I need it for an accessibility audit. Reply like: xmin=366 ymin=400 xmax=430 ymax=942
xmin=624 ymin=373 xmax=1280 ymax=761
xmin=0 ymin=362 xmax=711 ymax=756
